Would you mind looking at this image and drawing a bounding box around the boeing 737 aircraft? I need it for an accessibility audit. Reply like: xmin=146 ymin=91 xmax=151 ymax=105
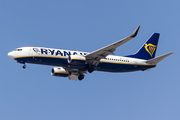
xmin=8 ymin=26 xmax=173 ymax=80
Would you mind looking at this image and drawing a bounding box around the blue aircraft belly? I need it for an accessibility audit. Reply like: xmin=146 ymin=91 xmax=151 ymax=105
xmin=15 ymin=57 xmax=87 ymax=69
xmin=16 ymin=57 xmax=68 ymax=66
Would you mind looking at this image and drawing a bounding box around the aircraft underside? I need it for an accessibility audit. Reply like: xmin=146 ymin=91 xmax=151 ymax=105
xmin=15 ymin=56 xmax=156 ymax=73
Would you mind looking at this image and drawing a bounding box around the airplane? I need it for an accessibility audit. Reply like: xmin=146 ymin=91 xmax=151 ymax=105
xmin=7 ymin=26 xmax=173 ymax=80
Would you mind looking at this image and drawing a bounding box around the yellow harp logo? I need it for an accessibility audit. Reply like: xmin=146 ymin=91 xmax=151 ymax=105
xmin=144 ymin=43 xmax=157 ymax=57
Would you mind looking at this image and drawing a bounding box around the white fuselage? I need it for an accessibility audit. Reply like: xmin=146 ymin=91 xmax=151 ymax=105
xmin=8 ymin=47 xmax=155 ymax=73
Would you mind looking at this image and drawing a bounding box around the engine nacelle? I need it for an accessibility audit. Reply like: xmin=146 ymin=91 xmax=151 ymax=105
xmin=51 ymin=67 xmax=79 ymax=80
xmin=51 ymin=67 xmax=69 ymax=77
xmin=68 ymin=55 xmax=86 ymax=64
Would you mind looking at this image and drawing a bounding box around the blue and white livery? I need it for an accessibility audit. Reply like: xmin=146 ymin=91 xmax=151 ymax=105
xmin=8 ymin=26 xmax=173 ymax=80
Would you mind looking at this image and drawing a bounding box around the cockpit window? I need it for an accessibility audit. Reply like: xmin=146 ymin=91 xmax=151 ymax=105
xmin=15 ymin=49 xmax=22 ymax=51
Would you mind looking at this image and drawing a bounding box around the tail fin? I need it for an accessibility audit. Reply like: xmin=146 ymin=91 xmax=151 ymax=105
xmin=126 ymin=33 xmax=160 ymax=60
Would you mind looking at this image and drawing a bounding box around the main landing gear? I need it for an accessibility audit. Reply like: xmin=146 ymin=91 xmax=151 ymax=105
xmin=77 ymin=66 xmax=94 ymax=81
xmin=88 ymin=67 xmax=94 ymax=73
xmin=86 ymin=64 xmax=94 ymax=73
xmin=78 ymin=74 xmax=84 ymax=81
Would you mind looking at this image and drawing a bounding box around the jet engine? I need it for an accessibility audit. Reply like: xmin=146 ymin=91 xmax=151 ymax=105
xmin=51 ymin=67 xmax=69 ymax=77
xmin=68 ymin=55 xmax=86 ymax=64
xmin=51 ymin=67 xmax=83 ymax=80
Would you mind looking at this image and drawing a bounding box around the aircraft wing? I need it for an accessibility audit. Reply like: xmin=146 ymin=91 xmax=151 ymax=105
xmin=85 ymin=26 xmax=140 ymax=66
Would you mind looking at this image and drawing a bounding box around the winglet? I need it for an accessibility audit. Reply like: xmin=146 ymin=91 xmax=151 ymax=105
xmin=130 ymin=26 xmax=140 ymax=38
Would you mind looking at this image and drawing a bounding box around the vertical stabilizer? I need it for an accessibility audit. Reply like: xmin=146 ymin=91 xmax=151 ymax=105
xmin=126 ymin=33 xmax=160 ymax=60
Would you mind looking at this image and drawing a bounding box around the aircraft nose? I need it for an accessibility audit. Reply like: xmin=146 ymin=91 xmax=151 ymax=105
xmin=8 ymin=51 xmax=14 ymax=58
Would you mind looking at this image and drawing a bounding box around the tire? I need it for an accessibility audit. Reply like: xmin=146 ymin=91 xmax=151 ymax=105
xmin=78 ymin=75 xmax=84 ymax=80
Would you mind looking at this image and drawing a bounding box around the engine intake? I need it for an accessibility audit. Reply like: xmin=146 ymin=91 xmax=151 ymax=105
xmin=51 ymin=67 xmax=69 ymax=77
xmin=68 ymin=55 xmax=86 ymax=64
xmin=51 ymin=67 xmax=80 ymax=80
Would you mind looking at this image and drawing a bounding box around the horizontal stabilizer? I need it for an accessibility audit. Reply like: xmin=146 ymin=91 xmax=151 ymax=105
xmin=146 ymin=52 xmax=174 ymax=64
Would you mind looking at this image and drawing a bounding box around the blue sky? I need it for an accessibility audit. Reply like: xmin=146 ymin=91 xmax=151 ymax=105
xmin=1 ymin=0 xmax=179 ymax=120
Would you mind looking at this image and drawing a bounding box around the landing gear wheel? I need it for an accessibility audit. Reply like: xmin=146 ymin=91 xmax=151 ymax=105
xmin=78 ymin=75 xmax=84 ymax=81
xmin=88 ymin=67 xmax=94 ymax=73
xmin=23 ymin=64 xmax=26 ymax=69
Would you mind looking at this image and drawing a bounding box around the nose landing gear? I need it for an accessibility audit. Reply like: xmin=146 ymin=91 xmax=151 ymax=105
xmin=23 ymin=64 xmax=26 ymax=69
